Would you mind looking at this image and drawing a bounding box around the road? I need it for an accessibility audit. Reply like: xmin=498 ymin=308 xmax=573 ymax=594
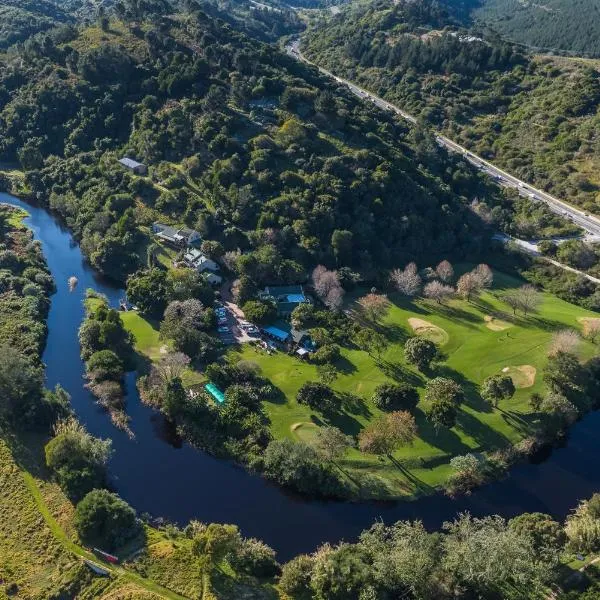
xmin=285 ymin=40 xmax=600 ymax=239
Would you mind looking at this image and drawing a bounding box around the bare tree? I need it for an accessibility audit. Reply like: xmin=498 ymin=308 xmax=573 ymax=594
xmin=473 ymin=264 xmax=493 ymax=289
xmin=152 ymin=352 xmax=191 ymax=386
xmin=435 ymin=260 xmax=454 ymax=283
xmin=390 ymin=262 xmax=422 ymax=297
xmin=518 ymin=284 xmax=541 ymax=316
xmin=502 ymin=284 xmax=541 ymax=316
xmin=582 ymin=319 xmax=600 ymax=344
xmin=357 ymin=293 xmax=390 ymax=322
xmin=456 ymin=272 xmax=482 ymax=302
xmin=423 ymin=281 xmax=454 ymax=304
xmin=549 ymin=329 xmax=581 ymax=357
xmin=312 ymin=265 xmax=345 ymax=311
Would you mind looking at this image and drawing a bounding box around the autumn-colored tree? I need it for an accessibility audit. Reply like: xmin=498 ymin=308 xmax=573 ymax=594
xmin=312 ymin=265 xmax=345 ymax=311
xmin=357 ymin=293 xmax=390 ymax=322
xmin=358 ymin=411 xmax=417 ymax=458
xmin=548 ymin=329 xmax=581 ymax=357
xmin=473 ymin=263 xmax=493 ymax=288
xmin=582 ymin=318 xmax=600 ymax=343
xmin=423 ymin=281 xmax=454 ymax=304
xmin=456 ymin=272 xmax=482 ymax=302
xmin=390 ymin=263 xmax=421 ymax=297
xmin=435 ymin=260 xmax=454 ymax=283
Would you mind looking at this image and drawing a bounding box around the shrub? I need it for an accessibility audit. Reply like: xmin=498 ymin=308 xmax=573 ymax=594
xmin=311 ymin=344 xmax=341 ymax=365
xmin=241 ymin=300 xmax=277 ymax=325
xmin=404 ymin=337 xmax=437 ymax=371
xmin=297 ymin=381 xmax=338 ymax=412
xmin=279 ymin=554 xmax=314 ymax=596
xmin=229 ymin=538 xmax=280 ymax=577
xmin=371 ymin=382 xmax=419 ymax=412
xmin=263 ymin=439 xmax=344 ymax=497
xmin=74 ymin=490 xmax=141 ymax=551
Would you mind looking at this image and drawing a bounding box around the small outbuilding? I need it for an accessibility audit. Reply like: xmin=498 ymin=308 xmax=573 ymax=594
xmin=118 ymin=157 xmax=147 ymax=175
xmin=152 ymin=223 xmax=201 ymax=247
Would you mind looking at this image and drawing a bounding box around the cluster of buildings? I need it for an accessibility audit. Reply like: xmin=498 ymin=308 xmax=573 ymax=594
xmin=152 ymin=222 xmax=222 ymax=285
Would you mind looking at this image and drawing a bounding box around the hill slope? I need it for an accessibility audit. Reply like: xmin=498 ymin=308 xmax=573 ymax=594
xmin=303 ymin=0 xmax=600 ymax=213
xmin=0 ymin=8 xmax=492 ymax=282
xmin=462 ymin=0 xmax=600 ymax=57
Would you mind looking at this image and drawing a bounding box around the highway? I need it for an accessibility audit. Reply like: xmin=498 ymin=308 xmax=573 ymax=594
xmin=286 ymin=40 xmax=600 ymax=239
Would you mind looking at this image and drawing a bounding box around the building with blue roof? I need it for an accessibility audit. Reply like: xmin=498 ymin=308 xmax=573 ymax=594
xmin=259 ymin=285 xmax=310 ymax=316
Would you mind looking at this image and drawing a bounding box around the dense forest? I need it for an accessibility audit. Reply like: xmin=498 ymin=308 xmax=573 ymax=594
xmin=456 ymin=0 xmax=600 ymax=58
xmin=303 ymin=0 xmax=600 ymax=213
xmin=0 ymin=0 xmax=499 ymax=284
xmin=0 ymin=0 xmax=73 ymax=48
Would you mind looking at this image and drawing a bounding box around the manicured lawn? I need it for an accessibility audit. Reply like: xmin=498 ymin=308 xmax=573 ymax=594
xmin=228 ymin=268 xmax=600 ymax=499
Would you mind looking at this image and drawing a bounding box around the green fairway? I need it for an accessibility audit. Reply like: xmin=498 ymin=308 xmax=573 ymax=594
xmin=228 ymin=269 xmax=599 ymax=499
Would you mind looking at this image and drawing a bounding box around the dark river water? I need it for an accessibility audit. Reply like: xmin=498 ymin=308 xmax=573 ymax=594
xmin=3 ymin=191 xmax=600 ymax=560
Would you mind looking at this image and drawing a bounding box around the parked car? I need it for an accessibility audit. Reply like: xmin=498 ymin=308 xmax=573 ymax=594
xmin=218 ymin=326 xmax=230 ymax=333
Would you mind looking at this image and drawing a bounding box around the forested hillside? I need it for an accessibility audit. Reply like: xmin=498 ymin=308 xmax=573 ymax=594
xmin=458 ymin=0 xmax=600 ymax=57
xmin=0 ymin=0 xmax=494 ymax=283
xmin=304 ymin=0 xmax=600 ymax=213
xmin=0 ymin=0 xmax=72 ymax=48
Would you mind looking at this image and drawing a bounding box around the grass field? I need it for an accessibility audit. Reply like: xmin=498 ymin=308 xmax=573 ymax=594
xmin=227 ymin=268 xmax=599 ymax=499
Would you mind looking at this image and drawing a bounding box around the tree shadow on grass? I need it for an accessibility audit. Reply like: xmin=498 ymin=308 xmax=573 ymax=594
xmin=433 ymin=364 xmax=492 ymax=414
xmin=413 ymin=407 xmax=470 ymax=455
xmin=311 ymin=408 xmax=364 ymax=438
xmin=388 ymin=455 xmax=434 ymax=494
xmin=333 ymin=354 xmax=358 ymax=375
xmin=377 ymin=359 xmax=424 ymax=387
xmin=387 ymin=294 xmax=430 ymax=316
xmin=455 ymin=408 xmax=511 ymax=451
xmin=432 ymin=303 xmax=481 ymax=329
xmin=339 ymin=391 xmax=372 ymax=419
xmin=497 ymin=408 xmax=536 ymax=436
xmin=381 ymin=323 xmax=410 ymax=344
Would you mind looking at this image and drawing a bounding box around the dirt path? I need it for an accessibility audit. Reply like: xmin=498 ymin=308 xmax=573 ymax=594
xmin=21 ymin=471 xmax=190 ymax=600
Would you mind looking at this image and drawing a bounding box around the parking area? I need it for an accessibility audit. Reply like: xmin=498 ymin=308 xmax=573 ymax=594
xmin=216 ymin=302 xmax=260 ymax=345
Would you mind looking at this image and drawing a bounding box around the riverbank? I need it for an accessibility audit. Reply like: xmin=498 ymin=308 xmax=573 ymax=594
xmin=4 ymin=190 xmax=600 ymax=562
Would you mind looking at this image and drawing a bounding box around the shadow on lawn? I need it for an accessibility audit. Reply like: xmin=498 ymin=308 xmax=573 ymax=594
xmin=339 ymin=391 xmax=372 ymax=419
xmin=413 ymin=408 xmax=470 ymax=455
xmin=498 ymin=408 xmax=536 ymax=436
xmin=434 ymin=365 xmax=491 ymax=414
xmin=388 ymin=455 xmax=434 ymax=494
xmin=377 ymin=359 xmax=424 ymax=387
xmin=333 ymin=354 xmax=358 ymax=375
xmin=455 ymin=409 xmax=511 ymax=451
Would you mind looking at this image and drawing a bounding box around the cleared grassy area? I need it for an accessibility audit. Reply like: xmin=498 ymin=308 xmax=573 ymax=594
xmin=229 ymin=268 xmax=599 ymax=499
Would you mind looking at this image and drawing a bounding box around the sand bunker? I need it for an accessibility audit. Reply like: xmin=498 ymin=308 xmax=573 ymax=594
xmin=484 ymin=315 xmax=512 ymax=331
xmin=502 ymin=365 xmax=536 ymax=388
xmin=408 ymin=318 xmax=449 ymax=345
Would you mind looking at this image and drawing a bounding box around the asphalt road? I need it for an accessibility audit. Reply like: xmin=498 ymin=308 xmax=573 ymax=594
xmin=286 ymin=40 xmax=600 ymax=239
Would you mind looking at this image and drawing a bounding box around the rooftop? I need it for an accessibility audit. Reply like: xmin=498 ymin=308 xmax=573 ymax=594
xmin=119 ymin=157 xmax=145 ymax=169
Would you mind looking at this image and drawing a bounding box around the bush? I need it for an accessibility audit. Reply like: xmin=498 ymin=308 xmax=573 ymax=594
xmin=241 ymin=300 xmax=277 ymax=325
xmin=263 ymin=439 xmax=344 ymax=498
xmin=297 ymin=381 xmax=338 ymax=412
xmin=311 ymin=344 xmax=341 ymax=365
xmin=74 ymin=489 xmax=141 ymax=551
xmin=404 ymin=337 xmax=437 ymax=371
xmin=230 ymin=538 xmax=280 ymax=577
xmin=85 ymin=349 xmax=123 ymax=382
xmin=279 ymin=554 xmax=314 ymax=596
xmin=371 ymin=383 xmax=419 ymax=412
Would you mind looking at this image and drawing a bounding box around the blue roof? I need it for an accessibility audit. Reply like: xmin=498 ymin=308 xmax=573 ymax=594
xmin=263 ymin=325 xmax=290 ymax=341
xmin=286 ymin=294 xmax=306 ymax=303
xmin=205 ymin=383 xmax=225 ymax=403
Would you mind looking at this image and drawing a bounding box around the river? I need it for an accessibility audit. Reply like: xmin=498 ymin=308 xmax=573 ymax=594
xmin=3 ymin=191 xmax=600 ymax=560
